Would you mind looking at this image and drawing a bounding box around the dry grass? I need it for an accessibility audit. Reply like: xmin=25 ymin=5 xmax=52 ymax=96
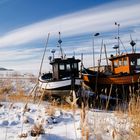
xmin=128 ymin=95 xmax=140 ymax=137
xmin=0 ymin=86 xmax=12 ymax=95
xmin=0 ymin=76 xmax=37 ymax=103
xmin=114 ymin=95 xmax=140 ymax=140
xmin=30 ymin=124 xmax=45 ymax=137
xmin=0 ymin=79 xmax=12 ymax=95
xmin=7 ymin=91 xmax=34 ymax=102
xmin=79 ymin=89 xmax=140 ymax=140
xmin=0 ymin=80 xmax=13 ymax=101
xmin=0 ymin=92 xmax=34 ymax=102
xmin=0 ymin=94 xmax=6 ymax=101
xmin=1 ymin=75 xmax=139 ymax=139
xmin=45 ymin=105 xmax=56 ymax=116
xmin=80 ymin=103 xmax=90 ymax=140
xmin=18 ymin=133 xmax=28 ymax=138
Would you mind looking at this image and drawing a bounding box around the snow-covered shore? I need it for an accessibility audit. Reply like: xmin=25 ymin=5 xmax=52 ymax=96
xmin=0 ymin=101 xmax=137 ymax=140
xmin=0 ymin=77 xmax=139 ymax=140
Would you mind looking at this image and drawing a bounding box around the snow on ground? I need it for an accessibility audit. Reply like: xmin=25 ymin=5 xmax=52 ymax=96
xmin=0 ymin=77 xmax=139 ymax=140
xmin=0 ymin=102 xmax=81 ymax=140
xmin=0 ymin=101 xmax=136 ymax=140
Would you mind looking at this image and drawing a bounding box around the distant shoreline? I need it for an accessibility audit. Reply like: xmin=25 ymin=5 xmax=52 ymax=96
xmin=0 ymin=77 xmax=37 ymax=80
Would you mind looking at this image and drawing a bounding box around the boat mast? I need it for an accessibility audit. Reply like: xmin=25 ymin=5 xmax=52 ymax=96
xmin=80 ymin=53 xmax=83 ymax=78
xmin=92 ymin=33 xmax=100 ymax=69
xmin=98 ymin=38 xmax=104 ymax=72
xmin=130 ymin=34 xmax=136 ymax=53
xmin=104 ymin=44 xmax=109 ymax=67
xmin=39 ymin=33 xmax=50 ymax=76
xmin=58 ymin=32 xmax=64 ymax=59
xmin=115 ymin=22 xmax=120 ymax=55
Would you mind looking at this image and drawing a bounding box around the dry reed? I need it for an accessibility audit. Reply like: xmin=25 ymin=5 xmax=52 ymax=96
xmin=128 ymin=95 xmax=140 ymax=137
xmin=114 ymin=93 xmax=140 ymax=139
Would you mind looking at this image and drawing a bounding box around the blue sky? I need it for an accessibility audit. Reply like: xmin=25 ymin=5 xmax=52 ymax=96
xmin=0 ymin=0 xmax=140 ymax=75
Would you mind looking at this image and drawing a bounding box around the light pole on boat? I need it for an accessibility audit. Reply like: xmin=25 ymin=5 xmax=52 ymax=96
xmin=39 ymin=33 xmax=50 ymax=76
xmin=58 ymin=32 xmax=63 ymax=59
xmin=130 ymin=34 xmax=136 ymax=53
xmin=92 ymin=32 xmax=100 ymax=70
xmin=115 ymin=22 xmax=120 ymax=55
xmin=51 ymin=49 xmax=56 ymax=60
xmin=113 ymin=45 xmax=119 ymax=56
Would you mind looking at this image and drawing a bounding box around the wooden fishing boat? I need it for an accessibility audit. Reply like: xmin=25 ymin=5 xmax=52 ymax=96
xmin=82 ymin=53 xmax=140 ymax=86
xmin=38 ymin=57 xmax=81 ymax=96
xmin=38 ymin=32 xmax=82 ymax=97
xmin=82 ymin=24 xmax=140 ymax=96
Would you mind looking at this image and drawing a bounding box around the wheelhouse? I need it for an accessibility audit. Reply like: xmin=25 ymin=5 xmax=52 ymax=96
xmin=109 ymin=53 xmax=140 ymax=74
xmin=50 ymin=57 xmax=80 ymax=80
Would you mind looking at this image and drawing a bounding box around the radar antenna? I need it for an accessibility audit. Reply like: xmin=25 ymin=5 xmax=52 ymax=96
xmin=130 ymin=34 xmax=136 ymax=53
xmin=115 ymin=22 xmax=120 ymax=55
xmin=58 ymin=32 xmax=64 ymax=58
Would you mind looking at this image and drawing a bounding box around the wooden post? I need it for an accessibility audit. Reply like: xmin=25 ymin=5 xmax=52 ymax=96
xmin=106 ymin=84 xmax=113 ymax=110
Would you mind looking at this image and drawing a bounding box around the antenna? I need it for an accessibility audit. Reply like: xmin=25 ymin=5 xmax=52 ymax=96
xmin=115 ymin=22 xmax=120 ymax=55
xmin=39 ymin=33 xmax=50 ymax=76
xmin=58 ymin=32 xmax=63 ymax=58
xmin=92 ymin=32 xmax=100 ymax=68
xmin=113 ymin=45 xmax=119 ymax=56
xmin=130 ymin=34 xmax=136 ymax=53
xmin=48 ymin=56 xmax=52 ymax=62
xmin=73 ymin=51 xmax=75 ymax=58
xmin=51 ymin=49 xmax=56 ymax=60
xmin=80 ymin=53 xmax=83 ymax=78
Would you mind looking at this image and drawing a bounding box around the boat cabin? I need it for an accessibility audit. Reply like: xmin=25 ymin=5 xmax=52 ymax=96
xmin=109 ymin=53 xmax=140 ymax=74
xmin=50 ymin=57 xmax=80 ymax=80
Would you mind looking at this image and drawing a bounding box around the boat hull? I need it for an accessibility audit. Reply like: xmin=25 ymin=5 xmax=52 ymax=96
xmin=38 ymin=78 xmax=82 ymax=96
xmin=82 ymin=73 xmax=140 ymax=85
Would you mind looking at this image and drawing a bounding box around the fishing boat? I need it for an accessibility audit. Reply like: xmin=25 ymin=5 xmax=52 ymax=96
xmin=38 ymin=32 xmax=82 ymax=97
xmin=82 ymin=53 xmax=140 ymax=85
xmin=82 ymin=23 xmax=140 ymax=99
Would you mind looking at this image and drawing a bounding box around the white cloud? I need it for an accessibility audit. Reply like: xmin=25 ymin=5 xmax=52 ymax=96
xmin=0 ymin=0 xmax=140 ymax=73
xmin=0 ymin=0 xmax=140 ymax=47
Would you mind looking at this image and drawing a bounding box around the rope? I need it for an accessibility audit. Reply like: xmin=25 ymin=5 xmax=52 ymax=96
xmin=39 ymin=33 xmax=50 ymax=77
xmin=38 ymin=82 xmax=48 ymax=106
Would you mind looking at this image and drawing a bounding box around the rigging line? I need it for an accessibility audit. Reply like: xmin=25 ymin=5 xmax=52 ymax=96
xmin=38 ymin=82 xmax=48 ymax=107
xmin=17 ymin=33 xmax=50 ymax=117
xmin=104 ymin=44 xmax=109 ymax=67
xmin=98 ymin=38 xmax=104 ymax=70
xmin=95 ymin=39 xmax=103 ymax=93
xmin=39 ymin=33 xmax=50 ymax=77
xmin=119 ymin=38 xmax=128 ymax=54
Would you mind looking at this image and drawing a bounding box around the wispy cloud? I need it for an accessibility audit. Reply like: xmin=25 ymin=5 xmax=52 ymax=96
xmin=0 ymin=0 xmax=140 ymax=48
xmin=0 ymin=0 xmax=140 ymax=74
xmin=0 ymin=47 xmax=47 ymax=73
xmin=0 ymin=48 xmax=42 ymax=61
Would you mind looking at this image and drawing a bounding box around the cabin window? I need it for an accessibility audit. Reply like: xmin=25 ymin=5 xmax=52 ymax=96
xmin=59 ymin=64 xmax=65 ymax=70
xmin=74 ymin=63 xmax=77 ymax=69
xmin=114 ymin=61 xmax=118 ymax=68
xmin=119 ymin=58 xmax=122 ymax=66
xmin=123 ymin=57 xmax=128 ymax=66
xmin=72 ymin=63 xmax=77 ymax=69
xmin=137 ymin=58 xmax=140 ymax=65
xmin=130 ymin=59 xmax=136 ymax=66
xmin=66 ymin=64 xmax=71 ymax=70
